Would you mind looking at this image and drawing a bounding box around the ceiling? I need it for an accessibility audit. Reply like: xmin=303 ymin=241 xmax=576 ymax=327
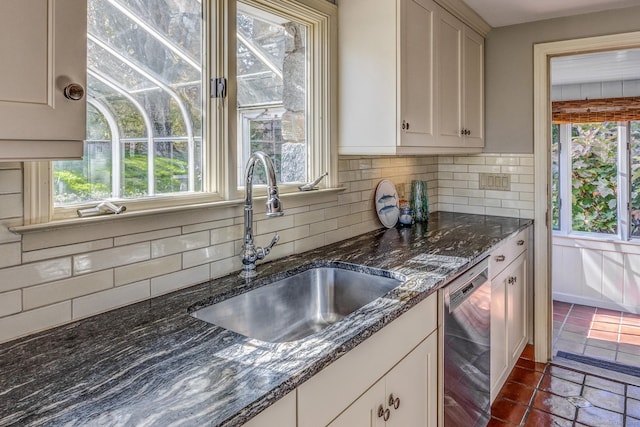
xmin=551 ymin=49 xmax=640 ymax=86
xmin=463 ymin=0 xmax=640 ymax=27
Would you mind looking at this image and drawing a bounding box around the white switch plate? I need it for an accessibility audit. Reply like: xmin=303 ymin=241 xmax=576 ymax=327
xmin=479 ymin=173 xmax=510 ymax=191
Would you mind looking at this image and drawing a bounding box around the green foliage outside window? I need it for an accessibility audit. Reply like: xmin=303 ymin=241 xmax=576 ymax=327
xmin=571 ymin=122 xmax=618 ymax=234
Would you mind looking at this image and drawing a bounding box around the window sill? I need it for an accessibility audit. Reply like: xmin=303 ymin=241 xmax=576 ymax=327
xmin=12 ymin=187 xmax=346 ymax=234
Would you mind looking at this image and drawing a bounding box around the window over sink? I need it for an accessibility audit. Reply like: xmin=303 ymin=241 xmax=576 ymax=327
xmin=34 ymin=0 xmax=335 ymax=222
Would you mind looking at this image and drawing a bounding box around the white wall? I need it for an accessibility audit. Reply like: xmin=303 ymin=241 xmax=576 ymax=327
xmin=0 ymin=153 xmax=532 ymax=344
xmin=553 ymin=235 xmax=640 ymax=314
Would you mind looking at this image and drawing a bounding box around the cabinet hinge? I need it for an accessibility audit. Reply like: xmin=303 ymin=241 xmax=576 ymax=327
xmin=211 ymin=77 xmax=227 ymax=98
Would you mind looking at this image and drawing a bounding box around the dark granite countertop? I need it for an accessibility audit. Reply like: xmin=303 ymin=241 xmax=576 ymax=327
xmin=0 ymin=212 xmax=532 ymax=427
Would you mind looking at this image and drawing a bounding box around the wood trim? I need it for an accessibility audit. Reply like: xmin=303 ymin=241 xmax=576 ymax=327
xmin=23 ymin=161 xmax=51 ymax=225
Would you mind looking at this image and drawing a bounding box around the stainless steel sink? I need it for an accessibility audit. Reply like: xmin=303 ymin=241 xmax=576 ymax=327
xmin=191 ymin=266 xmax=404 ymax=342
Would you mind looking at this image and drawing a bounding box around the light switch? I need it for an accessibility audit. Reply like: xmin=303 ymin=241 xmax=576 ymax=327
xmin=479 ymin=173 xmax=510 ymax=191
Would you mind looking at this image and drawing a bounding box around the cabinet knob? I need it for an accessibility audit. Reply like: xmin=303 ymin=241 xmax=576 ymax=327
xmin=64 ymin=83 xmax=85 ymax=101
xmin=402 ymin=120 xmax=410 ymax=130
xmin=389 ymin=393 xmax=400 ymax=410
xmin=517 ymin=239 xmax=525 ymax=246
xmin=495 ymin=255 xmax=506 ymax=262
xmin=378 ymin=405 xmax=390 ymax=421
xmin=466 ymin=129 xmax=471 ymax=135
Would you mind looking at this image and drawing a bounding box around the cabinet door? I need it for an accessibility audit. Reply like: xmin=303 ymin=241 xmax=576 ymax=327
xmin=462 ymin=28 xmax=484 ymax=148
xmin=490 ymin=270 xmax=508 ymax=402
xmin=243 ymin=391 xmax=296 ymax=427
xmin=328 ymin=380 xmax=386 ymax=427
xmin=507 ymin=253 xmax=527 ymax=362
xmin=0 ymin=0 xmax=86 ymax=157
xmin=385 ymin=332 xmax=437 ymax=427
xmin=399 ymin=0 xmax=437 ymax=148
xmin=436 ymin=10 xmax=463 ymax=147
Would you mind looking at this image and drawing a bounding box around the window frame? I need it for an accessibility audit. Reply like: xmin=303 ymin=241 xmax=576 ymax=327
xmin=553 ymin=121 xmax=632 ymax=241
xmin=23 ymin=0 xmax=337 ymax=225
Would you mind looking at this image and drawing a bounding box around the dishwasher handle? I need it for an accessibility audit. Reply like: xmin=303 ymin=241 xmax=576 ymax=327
xmin=446 ymin=262 xmax=489 ymax=313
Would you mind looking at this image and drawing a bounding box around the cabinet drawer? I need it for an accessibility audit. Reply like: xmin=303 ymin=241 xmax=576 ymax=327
xmin=297 ymin=294 xmax=437 ymax=427
xmin=489 ymin=228 xmax=528 ymax=279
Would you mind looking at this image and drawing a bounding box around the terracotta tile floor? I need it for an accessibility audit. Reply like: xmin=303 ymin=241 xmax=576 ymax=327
xmin=552 ymin=301 xmax=640 ymax=367
xmin=489 ymin=344 xmax=640 ymax=426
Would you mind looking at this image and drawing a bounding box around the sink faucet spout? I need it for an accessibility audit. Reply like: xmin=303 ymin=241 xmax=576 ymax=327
xmin=240 ymin=152 xmax=284 ymax=278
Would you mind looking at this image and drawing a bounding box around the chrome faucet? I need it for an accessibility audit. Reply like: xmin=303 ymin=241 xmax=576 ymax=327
xmin=240 ymin=152 xmax=284 ymax=278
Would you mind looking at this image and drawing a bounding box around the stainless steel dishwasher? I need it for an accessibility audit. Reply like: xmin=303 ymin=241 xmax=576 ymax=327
xmin=442 ymin=258 xmax=491 ymax=427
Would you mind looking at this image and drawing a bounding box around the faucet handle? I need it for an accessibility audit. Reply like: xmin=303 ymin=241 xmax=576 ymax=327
xmin=265 ymin=233 xmax=280 ymax=253
xmin=256 ymin=233 xmax=280 ymax=261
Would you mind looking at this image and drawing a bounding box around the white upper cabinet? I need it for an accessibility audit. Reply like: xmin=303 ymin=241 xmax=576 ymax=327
xmin=0 ymin=0 xmax=86 ymax=160
xmin=436 ymin=8 xmax=484 ymax=148
xmin=399 ymin=0 xmax=437 ymax=149
xmin=339 ymin=0 xmax=485 ymax=155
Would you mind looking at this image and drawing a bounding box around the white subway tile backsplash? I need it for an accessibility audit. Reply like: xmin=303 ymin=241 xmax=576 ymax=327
xmin=0 ymin=170 xmax=22 ymax=194
xmin=115 ymin=255 xmax=182 ymax=286
xmin=0 ymin=194 xmax=22 ymax=219
xmin=309 ymin=218 xmax=338 ymax=236
xmin=295 ymin=234 xmax=326 ymax=254
xmin=485 ymin=190 xmax=520 ymax=200
xmin=0 ymin=290 xmax=21 ymax=317
xmin=183 ymin=242 xmax=235 ymax=269
xmin=151 ymin=232 xmax=209 ymax=258
xmin=73 ymin=281 xmax=150 ymax=320
xmin=22 ymin=239 xmax=113 ymax=263
xmin=453 ymin=204 xmax=484 ymax=215
xmin=0 ymin=302 xmax=71 ymax=343
xmin=150 ymin=265 xmax=210 ymax=297
xmin=453 ymin=173 xmax=478 ymax=182
xmin=468 ymin=165 xmax=502 ymax=174
xmin=255 ymin=215 xmax=295 ymax=235
xmin=502 ymin=200 xmax=535 ymax=210
xmin=511 ymin=183 xmax=535 ymax=193
xmin=0 ymin=242 xmax=21 ymax=268
xmin=454 ymin=156 xmax=485 ymax=165
xmin=74 ymin=243 xmax=150 ymax=275
xmin=0 ymin=152 xmax=534 ymax=344
xmin=486 ymin=207 xmax=521 ymax=218
xmin=338 ymin=192 xmax=362 ymax=205
xmin=211 ymin=224 xmax=243 ymax=245
xmin=439 ymin=164 xmax=469 ymax=173
xmin=294 ymin=210 xmax=325 ymax=227
xmin=183 ymin=218 xmax=234 ymax=235
xmin=114 ymin=228 xmax=181 ymax=247
xmin=501 ymin=165 xmax=534 ymax=175
xmin=277 ymin=225 xmax=311 ymax=243
xmin=210 ymin=257 xmax=242 ymax=280
xmin=23 ymin=270 xmax=113 ymax=310
xmin=0 ymin=258 xmax=72 ymax=293
xmin=0 ymin=218 xmax=23 ymax=244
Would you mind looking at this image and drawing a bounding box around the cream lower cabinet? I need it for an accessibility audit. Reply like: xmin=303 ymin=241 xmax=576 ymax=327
xmin=490 ymin=228 xmax=529 ymax=402
xmin=243 ymin=391 xmax=296 ymax=427
xmin=329 ymin=332 xmax=437 ymax=427
xmin=298 ymin=294 xmax=437 ymax=427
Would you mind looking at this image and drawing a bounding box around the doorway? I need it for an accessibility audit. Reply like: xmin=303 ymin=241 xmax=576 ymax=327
xmin=533 ymin=31 xmax=640 ymax=366
xmin=548 ymin=49 xmax=640 ymax=380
